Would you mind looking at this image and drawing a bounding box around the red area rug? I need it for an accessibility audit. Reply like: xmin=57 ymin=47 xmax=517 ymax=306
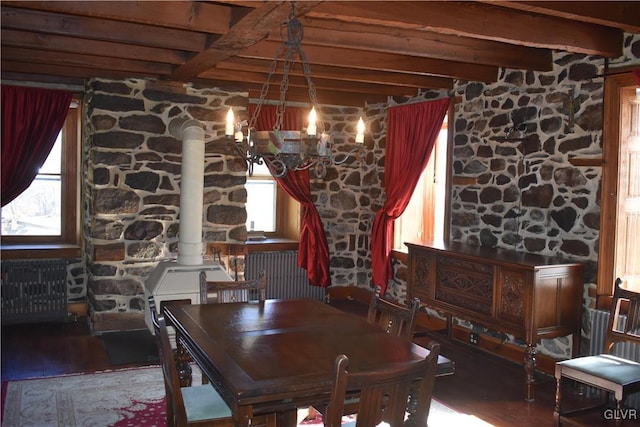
xmin=2 ymin=366 xmax=166 ymax=427
xmin=1 ymin=365 xmax=493 ymax=427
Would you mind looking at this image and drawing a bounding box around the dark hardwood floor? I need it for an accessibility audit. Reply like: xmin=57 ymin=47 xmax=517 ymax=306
xmin=2 ymin=299 xmax=636 ymax=426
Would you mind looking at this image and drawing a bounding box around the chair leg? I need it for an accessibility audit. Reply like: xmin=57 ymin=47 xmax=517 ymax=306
xmin=166 ymin=399 xmax=175 ymax=427
xmin=553 ymin=375 xmax=562 ymax=426
xmin=277 ymin=409 xmax=298 ymax=426
xmin=615 ymin=399 xmax=623 ymax=427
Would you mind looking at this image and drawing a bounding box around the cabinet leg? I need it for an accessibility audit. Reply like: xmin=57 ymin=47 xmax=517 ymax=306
xmin=524 ymin=344 xmax=537 ymax=401
xmin=445 ymin=313 xmax=453 ymax=340
xmin=571 ymin=330 xmax=581 ymax=358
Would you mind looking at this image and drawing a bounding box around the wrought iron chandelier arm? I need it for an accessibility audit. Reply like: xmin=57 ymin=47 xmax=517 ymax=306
xmin=331 ymin=145 xmax=367 ymax=166
xmin=225 ymin=0 xmax=364 ymax=180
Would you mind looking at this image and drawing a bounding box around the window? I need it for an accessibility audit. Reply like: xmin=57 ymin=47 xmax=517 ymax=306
xmin=393 ymin=114 xmax=450 ymax=251
xmin=3 ymin=133 xmax=63 ymax=236
xmin=245 ymin=162 xmax=300 ymax=240
xmin=599 ymin=72 xmax=640 ymax=296
xmin=246 ymin=162 xmax=277 ymax=233
xmin=0 ymin=99 xmax=81 ymax=255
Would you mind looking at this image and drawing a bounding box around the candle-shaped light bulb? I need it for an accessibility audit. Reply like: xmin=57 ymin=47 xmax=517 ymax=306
xmin=307 ymin=107 xmax=317 ymax=136
xmin=356 ymin=117 xmax=365 ymax=143
xmin=225 ymin=108 xmax=235 ymax=137
xmin=317 ymin=133 xmax=328 ymax=156
xmin=234 ymin=122 xmax=244 ymax=142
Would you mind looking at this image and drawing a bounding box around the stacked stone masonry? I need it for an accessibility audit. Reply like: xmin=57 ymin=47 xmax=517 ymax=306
xmin=45 ymin=32 xmax=637 ymax=339
xmin=83 ymin=79 xmax=367 ymax=330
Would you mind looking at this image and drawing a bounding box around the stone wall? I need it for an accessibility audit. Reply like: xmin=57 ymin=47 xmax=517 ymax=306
xmin=448 ymin=34 xmax=638 ymax=297
xmin=451 ymin=55 xmax=603 ymax=279
xmin=310 ymin=105 xmax=381 ymax=287
xmin=383 ymin=33 xmax=640 ymax=358
xmin=82 ymin=79 xmax=366 ymax=331
xmin=84 ymin=79 xmax=247 ymax=330
xmin=63 ymin=33 xmax=639 ymax=336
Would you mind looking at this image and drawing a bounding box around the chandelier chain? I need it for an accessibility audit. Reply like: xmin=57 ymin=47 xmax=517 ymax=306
xmin=248 ymin=1 xmax=323 ymax=133
xmin=227 ymin=1 xmax=364 ymax=179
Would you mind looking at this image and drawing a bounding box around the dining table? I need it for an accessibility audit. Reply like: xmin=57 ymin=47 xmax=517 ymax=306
xmin=163 ymin=298 xmax=454 ymax=427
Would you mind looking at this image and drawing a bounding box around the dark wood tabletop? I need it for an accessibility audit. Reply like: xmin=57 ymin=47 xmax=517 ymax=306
xmin=163 ymin=298 xmax=444 ymax=427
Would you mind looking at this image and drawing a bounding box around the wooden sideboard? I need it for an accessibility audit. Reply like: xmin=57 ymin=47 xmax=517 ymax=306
xmin=406 ymin=241 xmax=584 ymax=401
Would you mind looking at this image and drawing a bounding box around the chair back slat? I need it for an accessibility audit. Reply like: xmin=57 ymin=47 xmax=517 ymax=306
xmin=200 ymin=270 xmax=266 ymax=304
xmin=325 ymin=341 xmax=440 ymax=427
xmin=366 ymin=287 xmax=420 ymax=340
xmin=148 ymin=296 xmax=189 ymax=426
xmin=605 ymin=278 xmax=640 ymax=353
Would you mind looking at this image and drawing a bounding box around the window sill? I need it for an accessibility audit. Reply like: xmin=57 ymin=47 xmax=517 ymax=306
xmin=205 ymin=239 xmax=299 ymax=256
xmin=246 ymin=238 xmax=299 ymax=252
xmin=390 ymin=249 xmax=408 ymax=264
xmin=0 ymin=244 xmax=82 ymax=259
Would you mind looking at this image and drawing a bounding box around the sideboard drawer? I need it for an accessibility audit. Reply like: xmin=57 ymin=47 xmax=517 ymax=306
xmin=436 ymin=255 xmax=493 ymax=315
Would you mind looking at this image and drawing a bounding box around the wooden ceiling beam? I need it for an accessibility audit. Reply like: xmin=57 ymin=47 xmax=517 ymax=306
xmin=247 ymin=88 xmax=390 ymax=107
xmin=2 ymin=47 xmax=174 ymax=76
xmin=1 ymin=29 xmax=188 ymax=65
xmin=1 ymin=70 xmax=86 ymax=88
xmin=188 ymin=78 xmax=390 ymax=107
xmin=300 ymin=19 xmax=552 ymax=71
xmin=1 ymin=60 xmax=151 ymax=81
xmin=488 ymin=1 xmax=640 ymax=33
xmin=0 ymin=1 xmax=634 ymax=103
xmin=1 ymin=6 xmax=208 ymax=52
xmin=169 ymin=2 xmax=325 ymax=82
xmin=307 ymin=1 xmax=624 ymax=57
xmin=215 ymin=57 xmax=453 ymax=89
xmin=198 ymin=67 xmax=421 ymax=97
xmin=0 ymin=1 xmax=235 ymax=33
xmin=241 ymin=40 xmax=499 ymax=83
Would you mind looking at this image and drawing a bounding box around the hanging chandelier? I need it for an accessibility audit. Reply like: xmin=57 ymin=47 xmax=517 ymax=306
xmin=225 ymin=1 xmax=365 ymax=179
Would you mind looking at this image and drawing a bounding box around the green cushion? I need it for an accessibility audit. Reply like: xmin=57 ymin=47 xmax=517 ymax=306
xmin=558 ymin=354 xmax=640 ymax=386
xmin=181 ymin=384 xmax=233 ymax=422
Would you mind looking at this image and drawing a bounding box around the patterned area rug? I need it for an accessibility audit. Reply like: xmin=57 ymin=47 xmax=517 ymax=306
xmin=1 ymin=366 xmax=166 ymax=427
xmin=1 ymin=366 xmax=494 ymax=427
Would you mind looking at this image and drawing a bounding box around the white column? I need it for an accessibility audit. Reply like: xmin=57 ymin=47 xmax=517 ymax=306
xmin=169 ymin=118 xmax=205 ymax=265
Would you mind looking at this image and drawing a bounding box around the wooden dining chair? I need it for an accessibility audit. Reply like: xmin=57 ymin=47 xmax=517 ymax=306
xmin=199 ymin=270 xmax=266 ymax=304
xmin=367 ymin=287 xmax=421 ymax=340
xmin=554 ymin=278 xmax=640 ymax=426
xmin=148 ymin=296 xmax=276 ymax=427
xmin=324 ymin=341 xmax=441 ymax=427
xmin=300 ymin=289 xmax=423 ymax=424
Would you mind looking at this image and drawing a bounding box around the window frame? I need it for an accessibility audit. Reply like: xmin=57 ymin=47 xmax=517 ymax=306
xmin=598 ymin=70 xmax=638 ymax=301
xmin=1 ymin=98 xmax=81 ymax=259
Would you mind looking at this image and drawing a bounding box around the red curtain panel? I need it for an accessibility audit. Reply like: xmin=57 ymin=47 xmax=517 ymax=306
xmin=371 ymin=98 xmax=450 ymax=295
xmin=248 ymin=104 xmax=331 ymax=287
xmin=1 ymin=85 xmax=72 ymax=206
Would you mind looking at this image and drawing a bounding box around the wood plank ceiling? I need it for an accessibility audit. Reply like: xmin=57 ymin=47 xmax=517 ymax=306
xmin=2 ymin=1 xmax=639 ymax=107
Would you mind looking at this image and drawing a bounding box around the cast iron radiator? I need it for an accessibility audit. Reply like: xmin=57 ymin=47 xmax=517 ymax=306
xmin=589 ymin=309 xmax=640 ymax=409
xmin=245 ymin=251 xmax=326 ymax=300
xmin=1 ymin=259 xmax=68 ymax=324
